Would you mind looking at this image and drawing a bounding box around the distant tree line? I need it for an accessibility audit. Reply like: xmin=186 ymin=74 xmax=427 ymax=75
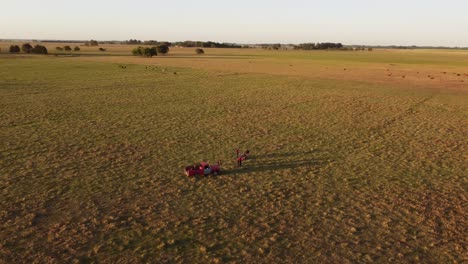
xmin=294 ymin=42 xmax=344 ymax=50
xmin=260 ymin=44 xmax=282 ymax=50
xmin=9 ymin=43 xmax=48 ymax=54
xmin=123 ymin=39 xmax=172 ymax=46
xmin=6 ymin=39 xmax=468 ymax=50
xmin=125 ymin=39 xmax=142 ymax=45
xmin=174 ymin=41 xmax=242 ymax=48
xmin=122 ymin=40 xmax=242 ymax=48
xmin=56 ymin=45 xmax=80 ymax=52
xmin=84 ymin=40 xmax=99 ymax=46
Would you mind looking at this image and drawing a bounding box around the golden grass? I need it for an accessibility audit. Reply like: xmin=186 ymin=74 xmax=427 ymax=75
xmin=0 ymin=49 xmax=467 ymax=262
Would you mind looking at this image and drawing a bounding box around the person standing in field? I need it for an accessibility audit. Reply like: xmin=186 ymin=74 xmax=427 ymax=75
xmin=236 ymin=149 xmax=239 ymax=158
xmin=237 ymin=156 xmax=242 ymax=167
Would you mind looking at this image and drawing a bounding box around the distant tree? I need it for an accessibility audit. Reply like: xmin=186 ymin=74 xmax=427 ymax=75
xmin=132 ymin=46 xmax=157 ymax=57
xmin=9 ymin=45 xmax=20 ymax=53
xmin=125 ymin=39 xmax=142 ymax=45
xmin=85 ymin=40 xmax=99 ymax=46
xmin=144 ymin=47 xmax=157 ymax=57
xmin=156 ymin=44 xmax=169 ymax=55
xmin=195 ymin=48 xmax=205 ymax=55
xmin=99 ymin=48 xmax=106 ymax=51
xmin=64 ymin=46 xmax=72 ymax=51
xmin=31 ymin=45 xmax=48 ymax=54
xmin=74 ymin=46 xmax=80 ymax=51
xmin=56 ymin=47 xmax=64 ymax=51
xmin=158 ymin=41 xmax=172 ymax=47
xmin=21 ymin=43 xmax=33 ymax=53
xmin=143 ymin=40 xmax=159 ymax=45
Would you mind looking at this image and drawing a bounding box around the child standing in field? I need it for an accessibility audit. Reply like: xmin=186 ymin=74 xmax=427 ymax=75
xmin=237 ymin=156 xmax=242 ymax=167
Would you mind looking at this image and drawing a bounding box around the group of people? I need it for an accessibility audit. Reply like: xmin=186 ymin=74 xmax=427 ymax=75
xmin=236 ymin=149 xmax=250 ymax=167
xmin=185 ymin=150 xmax=249 ymax=174
xmin=185 ymin=164 xmax=201 ymax=172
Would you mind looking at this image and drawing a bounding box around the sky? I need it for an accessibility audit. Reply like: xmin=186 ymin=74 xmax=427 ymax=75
xmin=1 ymin=0 xmax=467 ymax=46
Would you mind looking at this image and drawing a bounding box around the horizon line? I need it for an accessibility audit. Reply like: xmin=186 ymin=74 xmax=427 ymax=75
xmin=1 ymin=38 xmax=467 ymax=49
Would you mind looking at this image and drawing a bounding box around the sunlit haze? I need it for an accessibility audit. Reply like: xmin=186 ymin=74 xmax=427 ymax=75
xmin=1 ymin=0 xmax=468 ymax=46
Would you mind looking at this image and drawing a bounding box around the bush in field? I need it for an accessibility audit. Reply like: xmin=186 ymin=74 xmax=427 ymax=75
xmin=156 ymin=44 xmax=169 ymax=55
xmin=132 ymin=46 xmax=144 ymax=56
xmin=31 ymin=45 xmax=48 ymax=54
xmin=99 ymin=48 xmax=106 ymax=51
xmin=195 ymin=48 xmax=205 ymax=54
xmin=64 ymin=46 xmax=72 ymax=51
xmin=144 ymin=47 xmax=157 ymax=57
xmin=132 ymin=46 xmax=157 ymax=57
xmin=74 ymin=46 xmax=80 ymax=51
xmin=56 ymin=47 xmax=64 ymax=51
xmin=9 ymin=45 xmax=20 ymax=53
xmin=21 ymin=43 xmax=33 ymax=53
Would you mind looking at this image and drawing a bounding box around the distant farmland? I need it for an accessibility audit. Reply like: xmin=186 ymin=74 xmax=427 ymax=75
xmin=1 ymin=45 xmax=467 ymax=263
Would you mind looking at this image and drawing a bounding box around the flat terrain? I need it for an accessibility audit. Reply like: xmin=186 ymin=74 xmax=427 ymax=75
xmin=1 ymin=45 xmax=467 ymax=263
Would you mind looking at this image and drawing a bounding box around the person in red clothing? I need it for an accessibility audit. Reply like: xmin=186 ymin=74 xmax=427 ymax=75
xmin=237 ymin=156 xmax=242 ymax=167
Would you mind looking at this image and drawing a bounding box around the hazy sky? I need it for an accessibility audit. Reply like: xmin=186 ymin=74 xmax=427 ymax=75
xmin=1 ymin=0 xmax=467 ymax=46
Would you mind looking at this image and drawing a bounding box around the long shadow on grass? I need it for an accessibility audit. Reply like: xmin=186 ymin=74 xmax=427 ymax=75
xmin=221 ymin=157 xmax=331 ymax=176
xmin=258 ymin=150 xmax=320 ymax=159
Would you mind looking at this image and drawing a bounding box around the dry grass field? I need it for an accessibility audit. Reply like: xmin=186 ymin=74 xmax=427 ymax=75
xmin=1 ymin=43 xmax=467 ymax=263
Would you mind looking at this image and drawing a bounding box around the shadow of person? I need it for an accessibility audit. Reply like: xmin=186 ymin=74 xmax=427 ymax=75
xmin=221 ymin=157 xmax=331 ymax=176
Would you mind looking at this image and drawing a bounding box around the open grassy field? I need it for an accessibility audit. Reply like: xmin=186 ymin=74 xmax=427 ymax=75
xmin=1 ymin=45 xmax=467 ymax=263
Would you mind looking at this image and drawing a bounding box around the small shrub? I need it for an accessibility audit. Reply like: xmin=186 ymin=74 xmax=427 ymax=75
xmin=56 ymin=47 xmax=64 ymax=51
xmin=9 ymin=45 xmax=20 ymax=53
xmin=74 ymin=46 xmax=80 ymax=51
xmin=64 ymin=46 xmax=72 ymax=51
xmin=195 ymin=48 xmax=205 ymax=55
xmin=99 ymin=48 xmax=106 ymax=52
